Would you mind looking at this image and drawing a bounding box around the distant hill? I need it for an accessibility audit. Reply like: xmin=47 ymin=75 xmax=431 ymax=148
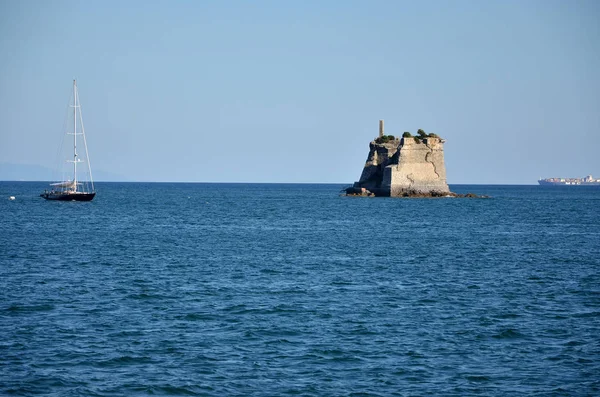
xmin=0 ymin=162 xmax=127 ymax=181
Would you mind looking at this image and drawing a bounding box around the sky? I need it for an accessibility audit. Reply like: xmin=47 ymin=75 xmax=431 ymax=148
xmin=0 ymin=0 xmax=599 ymax=184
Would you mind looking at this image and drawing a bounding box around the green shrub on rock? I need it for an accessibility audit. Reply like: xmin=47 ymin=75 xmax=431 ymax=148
xmin=375 ymin=134 xmax=396 ymax=144
xmin=376 ymin=129 xmax=442 ymax=144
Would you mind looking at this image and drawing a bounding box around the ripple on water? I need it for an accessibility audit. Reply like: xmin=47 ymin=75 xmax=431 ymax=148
xmin=5 ymin=303 xmax=55 ymax=313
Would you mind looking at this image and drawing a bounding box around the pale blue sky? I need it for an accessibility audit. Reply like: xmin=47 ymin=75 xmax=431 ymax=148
xmin=1 ymin=0 xmax=598 ymax=183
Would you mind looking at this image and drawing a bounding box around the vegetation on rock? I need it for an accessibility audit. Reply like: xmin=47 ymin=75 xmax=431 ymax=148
xmin=375 ymin=134 xmax=396 ymax=144
xmin=376 ymin=129 xmax=442 ymax=144
xmin=413 ymin=129 xmax=441 ymax=143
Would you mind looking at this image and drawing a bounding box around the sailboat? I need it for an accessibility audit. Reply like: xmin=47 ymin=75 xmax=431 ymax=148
xmin=40 ymin=80 xmax=96 ymax=201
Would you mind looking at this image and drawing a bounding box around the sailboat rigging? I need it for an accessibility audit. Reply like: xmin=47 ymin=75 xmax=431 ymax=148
xmin=41 ymin=80 xmax=96 ymax=201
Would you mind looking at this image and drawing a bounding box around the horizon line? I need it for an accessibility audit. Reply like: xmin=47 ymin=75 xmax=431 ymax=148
xmin=1 ymin=180 xmax=541 ymax=186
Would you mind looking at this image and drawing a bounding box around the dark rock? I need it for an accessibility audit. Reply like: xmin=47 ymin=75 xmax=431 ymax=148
xmin=344 ymin=187 xmax=375 ymax=197
xmin=343 ymin=187 xmax=490 ymax=198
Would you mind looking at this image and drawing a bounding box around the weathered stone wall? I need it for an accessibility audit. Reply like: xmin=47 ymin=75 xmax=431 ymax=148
xmin=384 ymin=137 xmax=449 ymax=195
xmin=355 ymin=139 xmax=400 ymax=189
xmin=352 ymin=136 xmax=450 ymax=197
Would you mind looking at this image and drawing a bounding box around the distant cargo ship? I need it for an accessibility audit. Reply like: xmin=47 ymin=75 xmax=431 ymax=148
xmin=538 ymin=175 xmax=600 ymax=186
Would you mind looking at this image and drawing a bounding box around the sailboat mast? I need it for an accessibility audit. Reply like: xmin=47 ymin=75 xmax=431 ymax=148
xmin=40 ymin=79 xmax=96 ymax=201
xmin=73 ymin=79 xmax=78 ymax=190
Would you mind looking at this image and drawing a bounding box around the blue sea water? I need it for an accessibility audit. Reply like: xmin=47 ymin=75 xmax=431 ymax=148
xmin=1 ymin=182 xmax=599 ymax=396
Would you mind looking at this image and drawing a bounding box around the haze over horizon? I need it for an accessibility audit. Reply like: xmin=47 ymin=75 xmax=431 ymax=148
xmin=1 ymin=0 xmax=599 ymax=184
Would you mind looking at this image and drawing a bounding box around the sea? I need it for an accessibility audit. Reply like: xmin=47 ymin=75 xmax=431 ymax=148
xmin=1 ymin=182 xmax=599 ymax=396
